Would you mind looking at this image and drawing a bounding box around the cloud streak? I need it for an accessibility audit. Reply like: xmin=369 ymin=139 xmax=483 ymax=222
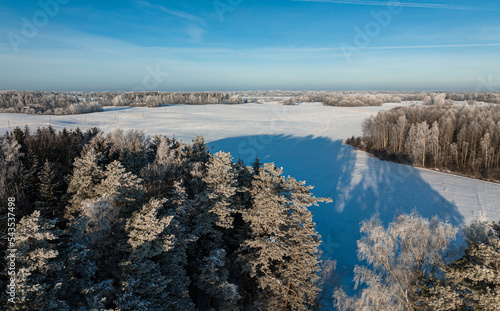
xmin=136 ymin=1 xmax=205 ymax=25
xmin=293 ymin=0 xmax=498 ymax=11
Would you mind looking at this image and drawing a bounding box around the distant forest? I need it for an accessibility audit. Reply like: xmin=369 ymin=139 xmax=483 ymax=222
xmin=348 ymin=103 xmax=500 ymax=181
xmin=1 ymin=90 xmax=499 ymax=115
xmin=0 ymin=91 xmax=243 ymax=115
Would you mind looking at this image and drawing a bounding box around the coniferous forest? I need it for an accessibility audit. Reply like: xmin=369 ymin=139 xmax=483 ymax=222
xmin=0 ymin=126 xmax=332 ymax=310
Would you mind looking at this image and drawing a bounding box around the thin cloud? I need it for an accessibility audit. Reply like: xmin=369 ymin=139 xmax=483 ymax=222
xmin=293 ymin=0 xmax=497 ymax=11
xmin=136 ymin=1 xmax=205 ymax=25
xmin=186 ymin=25 xmax=206 ymax=42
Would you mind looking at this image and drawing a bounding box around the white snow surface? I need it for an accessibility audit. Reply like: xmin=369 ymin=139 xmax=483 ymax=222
xmin=1 ymin=102 xmax=499 ymax=292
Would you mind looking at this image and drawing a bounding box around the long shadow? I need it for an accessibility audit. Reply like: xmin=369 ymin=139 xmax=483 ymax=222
xmin=209 ymin=134 xmax=464 ymax=295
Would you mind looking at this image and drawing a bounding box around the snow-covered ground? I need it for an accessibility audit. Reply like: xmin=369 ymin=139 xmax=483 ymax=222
xmin=1 ymin=102 xmax=499 ymax=294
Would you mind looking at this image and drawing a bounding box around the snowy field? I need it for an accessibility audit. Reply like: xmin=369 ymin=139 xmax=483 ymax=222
xmin=1 ymin=102 xmax=499 ymax=292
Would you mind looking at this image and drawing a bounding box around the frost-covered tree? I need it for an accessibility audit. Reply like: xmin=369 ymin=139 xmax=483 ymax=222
xmin=190 ymin=152 xmax=240 ymax=310
xmin=96 ymin=160 xmax=144 ymax=214
xmin=428 ymin=121 xmax=440 ymax=167
xmin=202 ymin=152 xmax=238 ymax=230
xmin=414 ymin=121 xmax=430 ymax=167
xmin=141 ymin=136 xmax=172 ymax=196
xmin=462 ymin=211 xmax=496 ymax=244
xmin=62 ymin=195 xmax=119 ymax=309
xmin=159 ymin=182 xmax=196 ymax=310
xmin=334 ymin=212 xmax=458 ymax=311
xmin=421 ymin=214 xmax=500 ymax=310
xmin=64 ymin=152 xmax=146 ymax=309
xmin=37 ymin=160 xmax=59 ymax=216
xmin=117 ymin=198 xmax=177 ymax=311
xmin=0 ymin=137 xmax=22 ymax=202
xmin=238 ymin=163 xmax=330 ymax=311
xmin=422 ymin=239 xmax=500 ymax=310
xmin=66 ymin=148 xmax=104 ymax=218
xmin=79 ymin=195 xmax=120 ymax=243
xmin=8 ymin=211 xmax=67 ymax=310
xmin=60 ymin=241 xmax=105 ymax=309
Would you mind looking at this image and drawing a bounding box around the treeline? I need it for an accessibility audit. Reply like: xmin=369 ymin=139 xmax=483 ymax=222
xmin=349 ymin=103 xmax=500 ymax=181
xmin=2 ymin=91 xmax=499 ymax=114
xmin=245 ymin=90 xmax=499 ymax=107
xmin=80 ymin=91 xmax=243 ymax=107
xmin=296 ymin=92 xmax=499 ymax=107
xmin=334 ymin=212 xmax=500 ymax=310
xmin=446 ymin=92 xmax=500 ymax=104
xmin=281 ymin=91 xmax=403 ymax=106
xmin=0 ymin=91 xmax=103 ymax=115
xmin=0 ymin=127 xmax=333 ymax=311
xmin=315 ymin=94 xmax=402 ymax=107
xmin=0 ymin=91 xmax=243 ymax=115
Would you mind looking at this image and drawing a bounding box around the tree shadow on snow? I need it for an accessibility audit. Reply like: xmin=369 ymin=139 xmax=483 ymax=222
xmin=209 ymin=134 xmax=464 ymax=294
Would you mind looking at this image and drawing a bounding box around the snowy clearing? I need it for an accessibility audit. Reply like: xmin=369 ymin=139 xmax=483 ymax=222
xmin=1 ymin=102 xmax=499 ymax=288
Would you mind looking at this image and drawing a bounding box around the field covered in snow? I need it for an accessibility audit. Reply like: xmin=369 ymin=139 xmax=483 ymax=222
xmin=1 ymin=102 xmax=499 ymax=292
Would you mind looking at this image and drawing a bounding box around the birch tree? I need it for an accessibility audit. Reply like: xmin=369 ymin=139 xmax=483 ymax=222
xmin=334 ymin=212 xmax=458 ymax=311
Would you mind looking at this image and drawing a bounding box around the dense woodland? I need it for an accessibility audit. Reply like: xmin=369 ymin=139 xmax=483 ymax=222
xmin=0 ymin=127 xmax=499 ymax=310
xmin=0 ymin=127 xmax=332 ymax=310
xmin=2 ymin=91 xmax=499 ymax=115
xmin=348 ymin=103 xmax=500 ymax=181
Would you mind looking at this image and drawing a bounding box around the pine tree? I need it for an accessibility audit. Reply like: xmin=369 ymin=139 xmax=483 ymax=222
xmin=190 ymin=152 xmax=240 ymax=310
xmin=8 ymin=211 xmax=68 ymax=310
xmin=66 ymin=148 xmax=104 ymax=219
xmin=65 ymin=157 xmax=145 ymax=309
xmin=203 ymin=152 xmax=238 ymax=230
xmin=96 ymin=160 xmax=144 ymax=215
xmin=421 ymin=216 xmax=500 ymax=310
xmin=117 ymin=198 xmax=178 ymax=310
xmin=238 ymin=162 xmax=329 ymax=310
xmin=282 ymin=175 xmax=331 ymax=310
xmin=160 ymin=181 xmax=196 ymax=311
xmin=424 ymin=239 xmax=500 ymax=310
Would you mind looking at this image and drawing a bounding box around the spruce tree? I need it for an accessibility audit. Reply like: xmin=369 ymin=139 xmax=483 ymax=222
xmin=38 ymin=160 xmax=58 ymax=216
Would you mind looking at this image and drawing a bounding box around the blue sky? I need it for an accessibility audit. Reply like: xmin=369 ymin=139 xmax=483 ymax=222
xmin=1 ymin=0 xmax=499 ymax=91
